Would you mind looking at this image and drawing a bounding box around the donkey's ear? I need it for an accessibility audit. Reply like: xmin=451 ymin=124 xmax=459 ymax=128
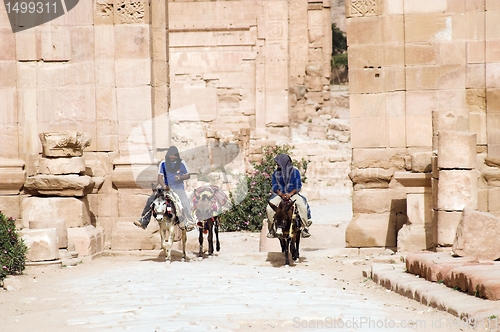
xmin=268 ymin=202 xmax=278 ymax=212
xmin=151 ymin=182 xmax=156 ymax=191
xmin=285 ymin=200 xmax=295 ymax=211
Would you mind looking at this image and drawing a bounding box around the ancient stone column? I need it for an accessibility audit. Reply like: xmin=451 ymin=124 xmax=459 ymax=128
xmin=435 ymin=131 xmax=478 ymax=247
xmin=22 ymin=132 xmax=103 ymax=261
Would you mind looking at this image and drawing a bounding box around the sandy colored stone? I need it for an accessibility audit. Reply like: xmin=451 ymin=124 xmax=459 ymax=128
xmin=345 ymin=213 xmax=399 ymax=247
xmin=39 ymin=132 xmax=91 ymax=158
xmin=67 ymin=226 xmax=104 ymax=258
xmin=437 ymin=170 xmax=478 ymax=211
xmin=437 ymin=131 xmax=476 ymax=170
xmin=453 ymin=209 xmax=500 ymax=260
xmin=436 ymin=210 xmax=463 ymax=247
xmin=29 ymin=219 xmax=68 ymax=249
xmin=349 ymin=168 xmax=394 ymax=189
xmin=22 ymin=196 xmax=91 ymax=229
xmin=35 ymin=157 xmax=86 ymax=175
xmin=24 ymin=175 xmax=94 ymax=197
xmin=20 ymin=228 xmax=59 ymax=262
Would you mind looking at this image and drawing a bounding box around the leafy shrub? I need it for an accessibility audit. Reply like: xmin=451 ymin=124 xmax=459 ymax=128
xmin=220 ymin=145 xmax=308 ymax=232
xmin=0 ymin=212 xmax=27 ymax=285
xmin=332 ymin=53 xmax=348 ymax=67
xmin=332 ymin=23 xmax=347 ymax=56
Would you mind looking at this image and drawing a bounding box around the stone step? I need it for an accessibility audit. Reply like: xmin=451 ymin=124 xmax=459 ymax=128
xmin=405 ymin=252 xmax=500 ymax=301
xmin=371 ymin=263 xmax=500 ymax=327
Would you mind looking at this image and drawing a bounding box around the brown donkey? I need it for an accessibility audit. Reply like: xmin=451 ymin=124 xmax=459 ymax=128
xmin=268 ymin=199 xmax=301 ymax=266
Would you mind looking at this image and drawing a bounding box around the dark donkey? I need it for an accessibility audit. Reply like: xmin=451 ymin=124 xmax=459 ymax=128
xmin=195 ymin=195 xmax=220 ymax=258
xmin=268 ymin=199 xmax=301 ymax=266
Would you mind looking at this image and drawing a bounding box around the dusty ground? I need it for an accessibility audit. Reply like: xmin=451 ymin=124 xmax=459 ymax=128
xmin=0 ymin=202 xmax=479 ymax=332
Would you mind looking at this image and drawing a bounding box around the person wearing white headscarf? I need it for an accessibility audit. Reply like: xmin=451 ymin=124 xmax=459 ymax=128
xmin=266 ymin=154 xmax=312 ymax=238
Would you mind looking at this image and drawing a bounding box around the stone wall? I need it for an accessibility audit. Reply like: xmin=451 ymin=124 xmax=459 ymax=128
xmin=0 ymin=0 xmax=348 ymax=254
xmin=345 ymin=0 xmax=500 ymax=250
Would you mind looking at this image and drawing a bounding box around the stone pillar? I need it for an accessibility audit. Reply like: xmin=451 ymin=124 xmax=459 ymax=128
xmin=22 ymin=132 xmax=103 ymax=260
xmin=0 ymin=159 xmax=25 ymax=226
xmin=435 ymin=131 xmax=478 ymax=247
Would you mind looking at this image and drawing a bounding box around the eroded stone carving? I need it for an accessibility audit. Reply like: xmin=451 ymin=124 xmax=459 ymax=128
xmin=116 ymin=0 xmax=146 ymax=24
xmin=96 ymin=0 xmax=114 ymax=21
xmin=347 ymin=0 xmax=380 ymax=17
xmin=39 ymin=131 xmax=91 ymax=158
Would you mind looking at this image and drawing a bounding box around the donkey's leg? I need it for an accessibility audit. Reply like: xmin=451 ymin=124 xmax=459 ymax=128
xmin=181 ymin=228 xmax=187 ymax=261
xmin=166 ymin=222 xmax=175 ymax=262
xmin=295 ymin=231 xmax=301 ymax=260
xmin=284 ymin=238 xmax=290 ymax=266
xmin=159 ymin=222 xmax=167 ymax=260
xmin=198 ymin=226 xmax=204 ymax=258
xmin=291 ymin=235 xmax=299 ymax=262
xmin=215 ymin=218 xmax=220 ymax=252
xmin=207 ymin=220 xmax=214 ymax=256
xmin=279 ymin=238 xmax=286 ymax=253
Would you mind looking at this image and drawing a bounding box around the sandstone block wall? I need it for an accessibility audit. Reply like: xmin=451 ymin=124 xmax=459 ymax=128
xmin=346 ymin=0 xmax=500 ymax=249
xmin=0 ymin=0 xmax=351 ymax=253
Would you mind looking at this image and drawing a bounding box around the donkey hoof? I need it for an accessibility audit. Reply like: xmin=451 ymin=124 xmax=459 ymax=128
xmin=165 ymin=260 xmax=171 ymax=264
xmin=198 ymin=256 xmax=203 ymax=261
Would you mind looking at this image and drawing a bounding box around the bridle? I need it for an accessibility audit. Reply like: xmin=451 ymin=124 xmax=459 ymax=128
xmin=152 ymin=188 xmax=173 ymax=222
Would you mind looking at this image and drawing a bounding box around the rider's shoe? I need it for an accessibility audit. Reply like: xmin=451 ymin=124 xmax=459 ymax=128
xmin=267 ymin=231 xmax=276 ymax=239
xmin=301 ymin=228 xmax=311 ymax=238
xmin=305 ymin=219 xmax=313 ymax=227
xmin=133 ymin=219 xmax=146 ymax=230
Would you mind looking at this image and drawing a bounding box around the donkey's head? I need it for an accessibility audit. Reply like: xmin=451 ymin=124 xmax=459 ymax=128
xmin=196 ymin=195 xmax=214 ymax=222
xmin=151 ymin=187 xmax=167 ymax=221
xmin=269 ymin=199 xmax=294 ymax=237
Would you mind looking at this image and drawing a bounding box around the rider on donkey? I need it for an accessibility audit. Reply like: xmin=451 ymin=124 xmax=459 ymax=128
xmin=266 ymin=154 xmax=312 ymax=239
xmin=134 ymin=145 xmax=196 ymax=231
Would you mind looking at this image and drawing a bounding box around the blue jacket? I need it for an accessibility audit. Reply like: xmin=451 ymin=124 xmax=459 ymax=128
xmin=159 ymin=160 xmax=189 ymax=190
xmin=271 ymin=167 xmax=302 ymax=194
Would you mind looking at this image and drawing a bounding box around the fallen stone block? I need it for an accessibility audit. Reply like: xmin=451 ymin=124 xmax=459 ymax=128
xmin=453 ymin=209 xmax=500 ymax=260
xmin=67 ymin=225 xmax=104 ymax=258
xmin=20 ymin=228 xmax=59 ymax=262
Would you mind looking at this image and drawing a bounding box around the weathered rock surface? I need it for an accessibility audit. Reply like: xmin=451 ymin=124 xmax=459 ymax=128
xmin=452 ymin=209 xmax=500 ymax=260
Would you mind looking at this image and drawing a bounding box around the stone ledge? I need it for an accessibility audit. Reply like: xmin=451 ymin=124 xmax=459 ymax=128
xmin=371 ymin=263 xmax=500 ymax=324
xmin=406 ymin=252 xmax=500 ymax=300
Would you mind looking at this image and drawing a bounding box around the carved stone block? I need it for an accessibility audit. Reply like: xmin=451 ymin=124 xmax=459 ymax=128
xmin=346 ymin=0 xmax=381 ymax=18
xmin=39 ymin=132 xmax=91 ymax=158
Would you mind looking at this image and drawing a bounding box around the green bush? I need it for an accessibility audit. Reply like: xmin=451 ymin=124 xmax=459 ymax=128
xmin=332 ymin=23 xmax=347 ymax=56
xmin=220 ymin=145 xmax=308 ymax=232
xmin=0 ymin=212 xmax=27 ymax=284
xmin=332 ymin=53 xmax=348 ymax=67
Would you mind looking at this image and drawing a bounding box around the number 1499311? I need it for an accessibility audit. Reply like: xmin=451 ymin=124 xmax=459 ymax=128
xmin=5 ymin=1 xmax=58 ymax=14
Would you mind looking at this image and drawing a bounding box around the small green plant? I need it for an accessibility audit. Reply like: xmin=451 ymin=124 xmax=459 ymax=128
xmin=488 ymin=315 xmax=498 ymax=319
xmin=332 ymin=53 xmax=348 ymax=67
xmin=220 ymin=144 xmax=308 ymax=232
xmin=0 ymin=212 xmax=27 ymax=285
xmin=437 ymin=280 xmax=444 ymax=284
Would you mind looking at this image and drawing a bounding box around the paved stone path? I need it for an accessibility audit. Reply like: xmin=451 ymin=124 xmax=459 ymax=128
xmin=1 ymin=202 xmax=478 ymax=332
